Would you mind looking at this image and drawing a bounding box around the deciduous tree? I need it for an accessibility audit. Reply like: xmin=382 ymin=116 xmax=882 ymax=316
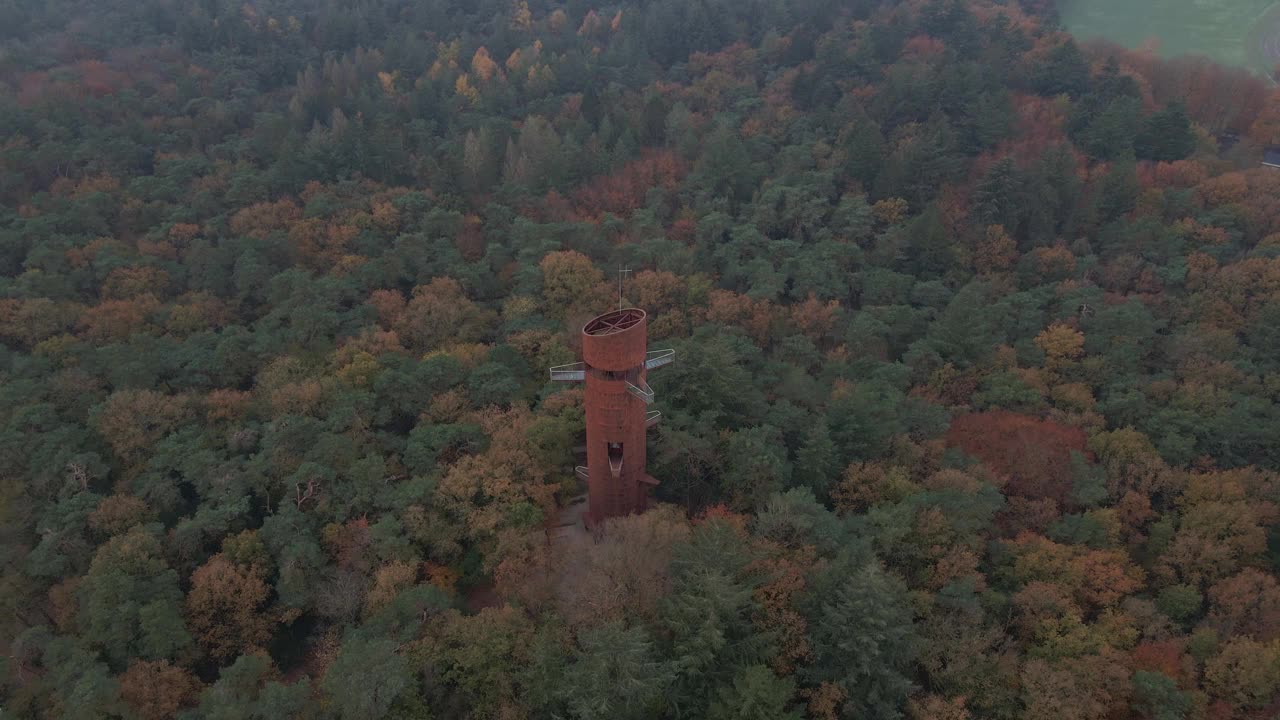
xmin=185 ymin=555 xmax=275 ymax=662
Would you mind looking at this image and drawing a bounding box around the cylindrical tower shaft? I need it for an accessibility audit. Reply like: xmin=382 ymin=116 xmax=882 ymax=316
xmin=580 ymin=308 xmax=652 ymax=527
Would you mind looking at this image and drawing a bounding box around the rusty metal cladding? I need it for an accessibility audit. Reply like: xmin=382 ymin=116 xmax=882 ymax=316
xmin=582 ymin=308 xmax=647 ymax=371
xmin=575 ymin=307 xmax=661 ymax=527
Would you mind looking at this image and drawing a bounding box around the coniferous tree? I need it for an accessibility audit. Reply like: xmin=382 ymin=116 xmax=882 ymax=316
xmin=564 ymin=622 xmax=673 ymax=720
xmin=973 ymin=157 xmax=1024 ymax=233
xmin=661 ymin=521 xmax=771 ymax=716
xmin=794 ymin=419 xmax=839 ymax=498
xmin=803 ymin=560 xmax=918 ymax=720
xmin=1030 ymin=40 xmax=1091 ymax=97
xmin=1135 ymin=103 xmax=1197 ymax=162
xmin=707 ymin=665 xmax=804 ymax=720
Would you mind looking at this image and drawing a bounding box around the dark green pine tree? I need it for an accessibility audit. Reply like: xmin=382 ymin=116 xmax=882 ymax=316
xmin=1077 ymin=97 xmax=1143 ymax=160
xmin=921 ymin=280 xmax=1009 ymax=368
xmin=563 ymin=622 xmax=673 ymax=720
xmin=1135 ymin=102 xmax=1197 ymax=162
xmin=660 ymin=521 xmax=772 ymax=718
xmin=697 ymin=123 xmax=757 ymax=204
xmin=1030 ymin=40 xmax=1091 ymax=97
xmin=902 ymin=204 xmax=953 ymax=280
xmin=1069 ymin=59 xmax=1144 ymax=160
xmin=793 ymin=419 xmax=839 ymax=499
xmin=973 ymin=157 xmax=1024 ymax=233
xmin=1025 ymin=143 xmax=1083 ymax=245
xmin=802 ymin=559 xmax=919 ymax=720
xmin=707 ymin=665 xmax=804 ymax=720
xmin=1096 ymin=158 xmax=1140 ymax=223
xmin=1245 ymin=301 xmax=1280 ymax=373
xmin=721 ymin=426 xmax=792 ymax=511
xmin=840 ymin=112 xmax=887 ymax=189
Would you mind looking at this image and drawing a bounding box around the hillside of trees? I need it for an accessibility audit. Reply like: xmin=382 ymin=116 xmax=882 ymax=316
xmin=2 ymin=0 xmax=1280 ymax=718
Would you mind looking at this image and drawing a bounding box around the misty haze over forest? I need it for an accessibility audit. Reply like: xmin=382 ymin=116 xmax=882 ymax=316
xmin=1 ymin=1 xmax=1279 ymax=719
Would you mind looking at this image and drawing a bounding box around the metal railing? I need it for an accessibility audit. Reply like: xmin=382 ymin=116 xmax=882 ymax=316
xmin=645 ymin=410 xmax=661 ymax=428
xmin=644 ymin=348 xmax=675 ymax=370
xmin=625 ymin=379 xmax=654 ymax=404
xmin=549 ymin=362 xmax=585 ymax=382
xmin=575 ymin=466 xmax=589 ymax=481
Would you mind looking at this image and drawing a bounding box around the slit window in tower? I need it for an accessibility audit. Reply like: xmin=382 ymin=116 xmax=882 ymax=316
xmin=607 ymin=442 xmax=623 ymax=476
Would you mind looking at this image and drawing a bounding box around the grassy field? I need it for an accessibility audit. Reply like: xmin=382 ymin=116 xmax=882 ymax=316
xmin=1059 ymin=0 xmax=1278 ymax=73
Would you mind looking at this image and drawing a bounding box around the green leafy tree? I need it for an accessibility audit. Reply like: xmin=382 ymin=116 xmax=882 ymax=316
xmin=40 ymin=637 xmax=127 ymax=720
xmin=77 ymin=527 xmax=192 ymax=668
xmin=322 ymin=632 xmax=413 ymax=720
xmin=1154 ymin=585 xmax=1202 ymax=627
xmin=753 ymin=489 xmax=850 ymax=556
xmin=422 ymin=606 xmax=535 ymax=717
xmin=721 ymin=426 xmax=792 ymax=511
xmin=828 ymin=382 xmax=908 ymax=463
xmin=184 ymin=653 xmax=312 ymax=720
xmin=1131 ymin=671 xmax=1190 ymax=720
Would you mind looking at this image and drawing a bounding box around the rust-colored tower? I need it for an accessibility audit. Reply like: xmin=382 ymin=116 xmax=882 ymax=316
xmin=550 ymin=308 xmax=673 ymax=528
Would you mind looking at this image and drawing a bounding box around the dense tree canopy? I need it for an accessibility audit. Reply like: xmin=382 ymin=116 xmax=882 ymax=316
xmin=2 ymin=0 xmax=1280 ymax=718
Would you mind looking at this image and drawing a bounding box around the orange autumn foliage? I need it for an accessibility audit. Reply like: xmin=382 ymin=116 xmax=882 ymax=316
xmin=93 ymin=389 xmax=190 ymax=461
xmin=706 ymin=289 xmax=775 ymax=345
xmin=229 ymin=198 xmax=301 ymax=240
xmin=185 ymin=554 xmax=275 ymax=662
xmin=77 ymin=295 xmax=161 ymax=342
xmin=571 ymin=150 xmax=686 ymax=218
xmin=790 ymin=294 xmax=840 ymax=344
xmin=102 ymin=266 xmax=171 ymax=300
xmin=119 ymin=660 xmax=202 ymax=720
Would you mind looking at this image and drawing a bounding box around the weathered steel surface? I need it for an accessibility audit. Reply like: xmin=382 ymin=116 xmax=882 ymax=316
xmin=582 ymin=308 xmax=647 ymax=371
xmin=581 ymin=308 xmax=652 ymax=526
xmin=554 ymin=307 xmax=675 ymax=528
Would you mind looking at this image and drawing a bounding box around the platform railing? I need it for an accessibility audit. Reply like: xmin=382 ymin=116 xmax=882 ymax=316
xmin=549 ymin=362 xmax=586 ymax=381
xmin=625 ymin=378 xmax=654 ymax=404
xmin=644 ymin=348 xmax=675 ymax=370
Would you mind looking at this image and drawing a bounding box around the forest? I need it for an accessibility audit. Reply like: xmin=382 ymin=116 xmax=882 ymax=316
xmin=1 ymin=0 xmax=1280 ymax=718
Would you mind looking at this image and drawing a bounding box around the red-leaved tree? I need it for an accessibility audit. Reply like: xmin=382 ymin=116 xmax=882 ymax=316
xmin=946 ymin=411 xmax=1090 ymax=505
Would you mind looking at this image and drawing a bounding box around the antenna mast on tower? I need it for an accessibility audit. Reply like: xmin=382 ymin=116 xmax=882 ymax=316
xmin=617 ymin=266 xmax=631 ymax=311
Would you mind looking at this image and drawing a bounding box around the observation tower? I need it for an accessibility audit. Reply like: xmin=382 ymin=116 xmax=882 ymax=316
xmin=550 ymin=308 xmax=673 ymax=528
